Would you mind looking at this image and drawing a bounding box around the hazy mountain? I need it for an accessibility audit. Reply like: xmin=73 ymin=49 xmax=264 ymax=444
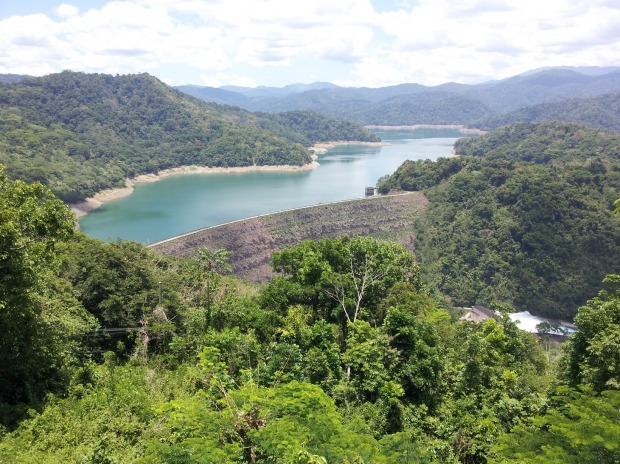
xmin=177 ymin=67 xmax=620 ymax=129
xmin=516 ymin=65 xmax=620 ymax=77
xmin=475 ymin=93 xmax=620 ymax=132
xmin=174 ymin=84 xmax=250 ymax=106
xmin=0 ymin=73 xmax=30 ymax=84
xmin=220 ymin=81 xmax=339 ymax=98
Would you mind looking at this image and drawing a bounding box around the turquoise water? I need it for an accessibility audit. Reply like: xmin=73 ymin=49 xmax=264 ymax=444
xmin=79 ymin=129 xmax=468 ymax=243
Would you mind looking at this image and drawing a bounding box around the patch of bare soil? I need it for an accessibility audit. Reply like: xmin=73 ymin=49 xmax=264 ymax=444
xmin=151 ymin=192 xmax=428 ymax=283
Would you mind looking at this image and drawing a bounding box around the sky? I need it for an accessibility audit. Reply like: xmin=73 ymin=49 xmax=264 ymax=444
xmin=1 ymin=0 xmax=619 ymax=89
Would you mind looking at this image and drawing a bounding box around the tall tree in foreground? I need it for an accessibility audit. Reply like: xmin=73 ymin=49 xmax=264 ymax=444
xmin=559 ymin=274 xmax=620 ymax=391
xmin=198 ymin=247 xmax=233 ymax=329
xmin=490 ymin=387 xmax=620 ymax=463
xmin=0 ymin=166 xmax=94 ymax=415
xmin=267 ymin=236 xmax=421 ymax=329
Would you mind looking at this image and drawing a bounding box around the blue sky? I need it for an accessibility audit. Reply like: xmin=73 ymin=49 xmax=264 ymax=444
xmin=1 ymin=0 xmax=619 ymax=88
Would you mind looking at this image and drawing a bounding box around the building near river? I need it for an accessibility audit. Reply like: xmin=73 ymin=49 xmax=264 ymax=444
xmin=460 ymin=305 xmax=500 ymax=324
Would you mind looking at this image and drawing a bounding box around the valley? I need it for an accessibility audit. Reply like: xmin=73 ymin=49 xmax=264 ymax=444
xmin=0 ymin=67 xmax=619 ymax=464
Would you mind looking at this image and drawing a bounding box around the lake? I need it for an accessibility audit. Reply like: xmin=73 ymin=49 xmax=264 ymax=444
xmin=79 ymin=128 xmax=469 ymax=243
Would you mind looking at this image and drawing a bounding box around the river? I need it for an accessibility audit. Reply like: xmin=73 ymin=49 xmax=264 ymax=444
xmin=79 ymin=128 xmax=469 ymax=243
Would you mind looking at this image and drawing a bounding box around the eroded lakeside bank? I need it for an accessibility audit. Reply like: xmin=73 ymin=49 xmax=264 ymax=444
xmin=70 ymin=160 xmax=319 ymax=219
xmin=150 ymin=191 xmax=428 ymax=283
xmin=70 ymin=140 xmax=390 ymax=219
xmin=365 ymin=124 xmax=487 ymax=135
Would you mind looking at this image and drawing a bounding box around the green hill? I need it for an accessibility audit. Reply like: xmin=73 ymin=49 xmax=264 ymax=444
xmin=0 ymin=72 xmax=377 ymax=202
xmin=378 ymin=122 xmax=620 ymax=318
xmin=474 ymin=93 xmax=620 ymax=132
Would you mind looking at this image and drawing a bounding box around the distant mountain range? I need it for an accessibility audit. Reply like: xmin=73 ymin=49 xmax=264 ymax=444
xmin=0 ymin=73 xmax=30 ymax=84
xmin=173 ymin=67 xmax=620 ymax=131
xmin=475 ymin=93 xmax=620 ymax=132
xmin=4 ymin=67 xmax=620 ymax=132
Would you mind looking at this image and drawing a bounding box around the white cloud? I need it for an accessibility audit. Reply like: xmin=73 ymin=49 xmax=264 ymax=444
xmin=55 ymin=4 xmax=79 ymax=18
xmin=0 ymin=0 xmax=619 ymax=86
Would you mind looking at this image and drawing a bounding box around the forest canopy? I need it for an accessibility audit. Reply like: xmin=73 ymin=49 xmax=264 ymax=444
xmin=378 ymin=122 xmax=620 ymax=319
xmin=0 ymin=71 xmax=377 ymax=202
xmin=0 ymin=163 xmax=618 ymax=463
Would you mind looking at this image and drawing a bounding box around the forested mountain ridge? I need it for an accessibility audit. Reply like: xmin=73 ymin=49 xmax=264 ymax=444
xmin=256 ymin=109 xmax=380 ymax=145
xmin=378 ymin=122 xmax=620 ymax=319
xmin=0 ymin=71 xmax=377 ymax=202
xmin=474 ymin=93 xmax=620 ymax=131
xmin=179 ymin=68 xmax=620 ymax=129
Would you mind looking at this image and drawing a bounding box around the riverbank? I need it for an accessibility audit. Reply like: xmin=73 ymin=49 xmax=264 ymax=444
xmin=365 ymin=124 xmax=487 ymax=135
xmin=70 ymin=160 xmax=320 ymax=218
xmin=71 ymin=139 xmax=393 ymax=218
xmin=308 ymin=140 xmax=389 ymax=155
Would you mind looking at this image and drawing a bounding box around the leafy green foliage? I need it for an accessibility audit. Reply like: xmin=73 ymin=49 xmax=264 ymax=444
xmin=454 ymin=121 xmax=620 ymax=163
xmin=0 ymin=71 xmax=314 ymax=201
xmin=560 ymin=275 xmax=620 ymax=391
xmin=1 ymin=173 xmax=617 ymax=463
xmin=491 ymin=386 xmax=620 ymax=463
xmin=0 ymin=359 xmax=195 ymax=463
xmin=379 ymin=122 xmax=620 ymax=318
xmin=136 ymin=346 xmax=397 ymax=463
xmin=268 ymin=235 xmax=421 ymax=326
xmin=0 ymin=168 xmax=94 ymax=411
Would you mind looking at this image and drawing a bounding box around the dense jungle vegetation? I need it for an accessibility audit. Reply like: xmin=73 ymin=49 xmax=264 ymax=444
xmin=1 ymin=70 xmax=619 ymax=463
xmin=1 ymin=165 xmax=619 ymax=463
xmin=0 ymin=71 xmax=377 ymax=202
xmin=378 ymin=122 xmax=620 ymax=319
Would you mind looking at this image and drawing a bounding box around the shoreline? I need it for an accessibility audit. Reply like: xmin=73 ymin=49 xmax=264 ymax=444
xmin=70 ymin=131 xmax=465 ymax=219
xmin=71 ymin=160 xmax=320 ymax=218
xmin=308 ymin=140 xmax=389 ymax=154
xmin=366 ymin=124 xmax=487 ymax=135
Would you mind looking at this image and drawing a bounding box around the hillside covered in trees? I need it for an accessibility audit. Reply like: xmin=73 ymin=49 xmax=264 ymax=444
xmin=1 ymin=166 xmax=619 ymax=463
xmin=378 ymin=122 xmax=620 ymax=319
xmin=474 ymin=93 xmax=620 ymax=132
xmin=0 ymin=71 xmax=378 ymax=202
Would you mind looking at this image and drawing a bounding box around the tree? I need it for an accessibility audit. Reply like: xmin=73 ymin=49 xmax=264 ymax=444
xmin=0 ymin=166 xmax=92 ymax=410
xmin=197 ymin=247 xmax=233 ymax=329
xmin=269 ymin=236 xmax=421 ymax=330
xmin=143 ymin=376 xmax=392 ymax=464
xmin=491 ymin=386 xmax=620 ymax=463
xmin=560 ymin=274 xmax=620 ymax=391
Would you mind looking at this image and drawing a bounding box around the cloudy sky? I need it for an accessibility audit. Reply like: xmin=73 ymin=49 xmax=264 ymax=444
xmin=1 ymin=0 xmax=619 ymax=88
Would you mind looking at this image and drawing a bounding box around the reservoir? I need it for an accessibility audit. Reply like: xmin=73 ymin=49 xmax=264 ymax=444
xmin=79 ymin=128 xmax=469 ymax=243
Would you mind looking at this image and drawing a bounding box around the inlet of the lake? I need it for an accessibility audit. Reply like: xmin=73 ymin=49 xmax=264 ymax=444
xmin=79 ymin=128 xmax=470 ymax=243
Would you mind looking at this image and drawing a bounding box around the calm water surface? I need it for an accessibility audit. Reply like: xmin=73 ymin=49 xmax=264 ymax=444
xmin=79 ymin=129 xmax=468 ymax=243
